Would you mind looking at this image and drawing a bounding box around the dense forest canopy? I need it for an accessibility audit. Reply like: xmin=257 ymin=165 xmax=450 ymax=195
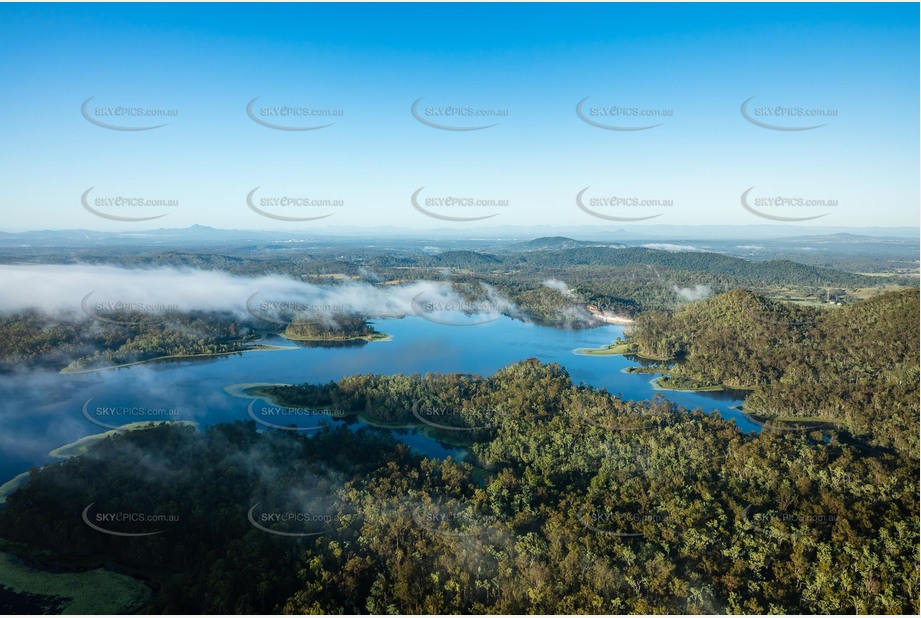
xmin=0 ymin=239 xmax=917 ymax=613
xmin=1 ymin=359 xmax=917 ymax=614
xmin=0 ymin=310 xmax=261 ymax=372
xmin=3 ymin=248 xmax=914 ymax=372
xmin=627 ymin=289 xmax=920 ymax=456
xmin=283 ymin=315 xmax=381 ymax=341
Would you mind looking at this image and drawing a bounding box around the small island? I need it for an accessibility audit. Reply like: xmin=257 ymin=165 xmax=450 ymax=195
xmin=652 ymin=375 xmax=724 ymax=392
xmin=576 ymin=337 xmax=725 ymax=392
xmin=574 ymin=338 xmax=674 ymax=361
xmin=282 ymin=315 xmax=390 ymax=342
xmin=574 ymin=340 xmax=637 ymax=356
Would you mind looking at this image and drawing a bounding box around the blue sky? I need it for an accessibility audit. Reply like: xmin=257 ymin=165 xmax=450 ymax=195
xmin=0 ymin=2 xmax=917 ymax=232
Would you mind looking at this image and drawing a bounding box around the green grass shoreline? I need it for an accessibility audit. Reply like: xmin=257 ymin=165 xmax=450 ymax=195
xmin=651 ymin=376 xmax=725 ymax=392
xmin=60 ymin=344 xmax=296 ymax=375
xmin=0 ymin=544 xmax=152 ymax=615
xmin=280 ymin=331 xmax=392 ymax=343
xmin=573 ymin=341 xmax=675 ymax=361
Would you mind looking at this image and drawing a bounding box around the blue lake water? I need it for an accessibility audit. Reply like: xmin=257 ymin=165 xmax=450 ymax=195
xmin=0 ymin=316 xmax=758 ymax=485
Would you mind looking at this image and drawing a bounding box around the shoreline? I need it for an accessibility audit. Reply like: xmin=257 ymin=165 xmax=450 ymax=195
xmin=584 ymin=307 xmax=635 ymax=325
xmin=59 ymin=344 xmax=297 ymax=375
xmin=48 ymin=421 xmax=199 ymax=460
xmin=0 ymin=471 xmax=31 ymax=505
xmin=1 ymin=420 xmax=199 ymax=504
xmin=574 ymin=342 xmax=674 ymax=362
xmin=650 ymin=376 xmax=724 ymax=392
xmin=733 ymin=405 xmax=836 ymax=429
xmin=573 ymin=342 xmax=636 ymax=356
xmin=279 ymin=332 xmax=392 ymax=343
xmin=223 ymin=381 xmax=295 ymax=399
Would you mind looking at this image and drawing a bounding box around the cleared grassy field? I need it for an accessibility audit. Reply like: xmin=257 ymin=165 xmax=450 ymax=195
xmin=573 ymin=342 xmax=636 ymax=356
xmin=0 ymin=548 xmax=150 ymax=614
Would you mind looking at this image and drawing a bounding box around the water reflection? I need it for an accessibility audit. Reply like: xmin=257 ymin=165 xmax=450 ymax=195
xmin=0 ymin=316 xmax=755 ymax=484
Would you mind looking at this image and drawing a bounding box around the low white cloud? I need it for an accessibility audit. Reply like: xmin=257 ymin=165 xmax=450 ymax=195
xmin=541 ymin=278 xmax=572 ymax=296
xmin=357 ymin=267 xmax=381 ymax=283
xmin=672 ymin=284 xmax=712 ymax=302
xmin=641 ymin=243 xmax=699 ymax=252
xmin=0 ymin=264 xmax=509 ymax=323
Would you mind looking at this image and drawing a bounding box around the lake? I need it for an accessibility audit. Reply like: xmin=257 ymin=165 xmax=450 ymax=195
xmin=0 ymin=316 xmax=758 ymax=486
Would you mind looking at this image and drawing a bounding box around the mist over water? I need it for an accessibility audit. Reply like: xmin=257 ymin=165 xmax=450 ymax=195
xmin=0 ymin=307 xmax=756 ymax=485
xmin=0 ymin=264 xmax=488 ymax=321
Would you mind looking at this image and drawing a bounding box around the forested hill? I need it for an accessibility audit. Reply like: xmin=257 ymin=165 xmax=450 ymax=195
xmin=65 ymin=245 xmax=880 ymax=290
xmin=501 ymin=247 xmax=871 ymax=287
xmin=375 ymin=246 xmax=871 ymax=288
xmin=509 ymin=236 xmax=626 ymax=251
xmin=1 ymin=361 xmax=917 ymax=613
xmin=629 ymin=289 xmax=920 ymax=455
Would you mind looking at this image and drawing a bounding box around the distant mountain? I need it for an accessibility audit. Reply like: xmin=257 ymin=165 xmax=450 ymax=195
xmin=771 ymin=232 xmax=918 ymax=245
xmin=1 ymin=224 xmax=916 ymax=245
xmin=0 ymin=226 xmax=329 ymax=249
xmin=424 ymin=250 xmax=502 ymax=267
xmin=628 ymin=288 xmax=919 ymax=455
xmin=512 ymin=237 xmax=626 ymax=251
xmin=503 ymin=246 xmax=872 ymax=287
